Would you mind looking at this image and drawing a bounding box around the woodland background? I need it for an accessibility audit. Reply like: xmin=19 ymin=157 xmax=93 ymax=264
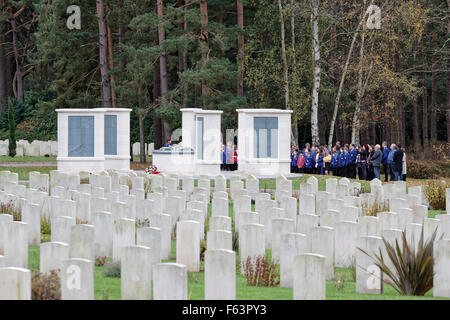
xmin=0 ymin=0 xmax=449 ymax=160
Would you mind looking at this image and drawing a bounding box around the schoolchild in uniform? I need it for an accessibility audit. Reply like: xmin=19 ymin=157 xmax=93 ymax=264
xmin=316 ymin=146 xmax=324 ymax=175
xmin=323 ymin=149 xmax=332 ymax=175
xmin=338 ymin=147 xmax=345 ymax=177
xmin=291 ymin=149 xmax=298 ymax=173
xmin=297 ymin=151 xmax=305 ymax=173
xmin=305 ymin=151 xmax=313 ymax=174
xmin=332 ymin=150 xmax=338 ymax=176
xmin=349 ymin=144 xmax=358 ymax=179
xmin=310 ymin=146 xmax=317 ymax=174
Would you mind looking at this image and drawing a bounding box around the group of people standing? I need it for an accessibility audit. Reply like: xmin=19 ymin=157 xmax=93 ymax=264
xmin=221 ymin=142 xmax=238 ymax=171
xmin=291 ymin=141 xmax=407 ymax=181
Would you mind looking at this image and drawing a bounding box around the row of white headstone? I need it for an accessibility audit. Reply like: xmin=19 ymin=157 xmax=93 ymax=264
xmin=132 ymin=142 xmax=155 ymax=156
xmin=0 ymin=169 xmax=450 ymax=299
xmin=0 ymin=140 xmax=57 ymax=157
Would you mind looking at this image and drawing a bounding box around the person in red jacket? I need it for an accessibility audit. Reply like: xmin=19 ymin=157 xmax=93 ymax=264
xmin=232 ymin=145 xmax=238 ymax=171
xmin=297 ymin=151 xmax=305 ymax=173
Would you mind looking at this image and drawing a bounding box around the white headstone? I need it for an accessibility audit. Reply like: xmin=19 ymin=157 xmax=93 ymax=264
xmin=293 ymin=254 xmax=325 ymax=300
xmin=0 ymin=267 xmax=31 ymax=300
xmin=121 ymin=245 xmax=153 ymax=300
xmin=355 ymin=236 xmax=383 ymax=294
xmin=153 ymin=263 xmax=187 ymax=300
xmin=61 ymin=258 xmax=94 ymax=300
xmin=176 ymin=220 xmax=200 ymax=272
xmin=204 ymin=249 xmax=236 ymax=300
xmin=69 ymin=224 xmax=94 ymax=261
xmin=40 ymin=241 xmax=70 ymax=274
xmin=310 ymin=226 xmax=334 ymax=280
xmin=280 ymin=233 xmax=307 ymax=288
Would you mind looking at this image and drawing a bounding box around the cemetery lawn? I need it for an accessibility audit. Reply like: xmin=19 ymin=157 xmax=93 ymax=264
xmin=28 ymin=204 xmax=448 ymax=301
xmin=27 ymin=244 xmax=449 ymax=300
xmin=24 ymin=173 xmax=448 ymax=300
xmin=0 ymin=156 xmax=56 ymax=162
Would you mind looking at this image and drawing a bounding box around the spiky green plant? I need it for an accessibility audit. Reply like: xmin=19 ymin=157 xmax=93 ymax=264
xmin=360 ymin=226 xmax=439 ymax=296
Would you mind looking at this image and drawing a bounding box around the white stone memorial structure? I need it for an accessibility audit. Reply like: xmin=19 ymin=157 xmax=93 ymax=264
xmin=56 ymin=108 xmax=131 ymax=172
xmin=153 ymin=108 xmax=223 ymax=175
xmin=237 ymin=109 xmax=293 ymax=175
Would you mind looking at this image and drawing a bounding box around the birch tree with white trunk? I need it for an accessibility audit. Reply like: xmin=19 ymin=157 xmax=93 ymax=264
xmin=310 ymin=0 xmax=320 ymax=146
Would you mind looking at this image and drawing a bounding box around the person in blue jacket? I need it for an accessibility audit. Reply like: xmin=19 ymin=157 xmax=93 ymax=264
xmin=332 ymin=149 xmax=338 ymax=176
xmin=291 ymin=149 xmax=299 ymax=173
xmin=304 ymin=151 xmax=312 ymax=174
xmin=381 ymin=141 xmax=390 ymax=182
xmin=163 ymin=138 xmax=173 ymax=147
xmin=310 ymin=146 xmax=316 ymax=173
xmin=221 ymin=144 xmax=226 ymax=171
xmin=342 ymin=147 xmax=351 ymax=178
xmin=333 ymin=148 xmax=340 ymax=176
xmin=349 ymin=144 xmax=358 ymax=179
xmin=315 ymin=146 xmax=324 ymax=175
xmin=387 ymin=144 xmax=397 ymax=181
xmin=338 ymin=147 xmax=345 ymax=177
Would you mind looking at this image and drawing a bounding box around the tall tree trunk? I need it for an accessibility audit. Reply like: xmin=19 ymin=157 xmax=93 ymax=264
xmin=0 ymin=1 xmax=7 ymax=112
xmin=351 ymin=26 xmax=366 ymax=146
xmin=290 ymin=0 xmax=299 ymax=145
xmin=412 ymin=15 xmax=421 ymax=152
xmin=397 ymin=97 xmax=405 ymax=147
xmin=182 ymin=0 xmax=189 ymax=108
xmin=105 ymin=0 xmax=117 ymax=108
xmin=138 ymin=84 xmax=146 ymax=164
xmin=431 ymin=34 xmax=438 ymax=143
xmin=310 ymin=0 xmax=320 ymax=146
xmin=382 ymin=100 xmax=391 ymax=144
xmin=177 ymin=0 xmax=184 ymax=103
xmin=447 ymin=0 xmax=450 ymax=142
xmin=237 ymin=0 xmax=244 ymax=97
xmin=118 ymin=0 xmax=126 ymax=70
xmin=413 ymin=97 xmax=420 ymax=152
xmin=153 ymin=69 xmax=163 ymax=149
xmin=157 ymin=0 xmax=171 ymax=141
xmin=277 ymin=0 xmax=296 ymax=144
xmin=199 ymin=0 xmax=209 ymax=99
xmin=96 ymin=0 xmax=112 ymax=108
xmin=422 ymin=69 xmax=429 ymax=153
xmin=327 ymin=0 xmax=373 ymax=148
xmin=278 ymin=0 xmax=289 ymax=111
xmin=9 ymin=8 xmax=23 ymax=103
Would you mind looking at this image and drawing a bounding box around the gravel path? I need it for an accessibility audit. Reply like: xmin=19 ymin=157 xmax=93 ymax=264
xmin=0 ymin=161 xmax=57 ymax=167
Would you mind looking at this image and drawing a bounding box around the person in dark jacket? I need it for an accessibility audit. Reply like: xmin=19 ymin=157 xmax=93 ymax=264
xmin=392 ymin=144 xmax=404 ymax=181
xmin=342 ymin=147 xmax=350 ymax=178
xmin=381 ymin=141 xmax=390 ymax=182
xmin=370 ymin=144 xmax=382 ymax=180
xmin=357 ymin=145 xmax=368 ymax=180
xmin=387 ymin=144 xmax=397 ymax=181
